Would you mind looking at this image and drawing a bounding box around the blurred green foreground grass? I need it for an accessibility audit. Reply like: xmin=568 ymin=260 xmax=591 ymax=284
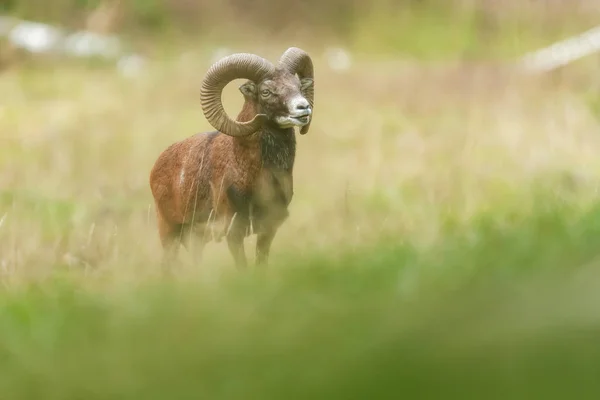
xmin=3 ymin=202 xmax=600 ymax=399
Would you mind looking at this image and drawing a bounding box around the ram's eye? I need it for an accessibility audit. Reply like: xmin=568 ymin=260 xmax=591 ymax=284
xmin=261 ymin=89 xmax=271 ymax=97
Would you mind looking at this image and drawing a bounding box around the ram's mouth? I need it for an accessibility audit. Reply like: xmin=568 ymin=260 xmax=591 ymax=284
xmin=275 ymin=112 xmax=311 ymax=128
xmin=291 ymin=110 xmax=311 ymax=122
xmin=291 ymin=114 xmax=310 ymax=123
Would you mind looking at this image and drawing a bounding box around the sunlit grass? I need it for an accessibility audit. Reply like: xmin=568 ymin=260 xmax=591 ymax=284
xmin=2 ymin=46 xmax=600 ymax=274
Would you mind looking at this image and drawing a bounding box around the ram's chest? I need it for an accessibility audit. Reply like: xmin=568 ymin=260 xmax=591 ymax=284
xmin=260 ymin=130 xmax=296 ymax=172
xmin=223 ymin=130 xmax=295 ymax=214
xmin=258 ymin=130 xmax=296 ymax=203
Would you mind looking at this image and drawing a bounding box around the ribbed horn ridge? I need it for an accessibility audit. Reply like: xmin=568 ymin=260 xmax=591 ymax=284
xmin=201 ymin=53 xmax=275 ymax=137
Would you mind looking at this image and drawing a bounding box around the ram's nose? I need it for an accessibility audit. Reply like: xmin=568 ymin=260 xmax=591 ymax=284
xmin=291 ymin=97 xmax=311 ymax=115
xmin=295 ymin=99 xmax=310 ymax=111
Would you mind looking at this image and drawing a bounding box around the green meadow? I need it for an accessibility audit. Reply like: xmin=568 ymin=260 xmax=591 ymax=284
xmin=2 ymin=1 xmax=600 ymax=397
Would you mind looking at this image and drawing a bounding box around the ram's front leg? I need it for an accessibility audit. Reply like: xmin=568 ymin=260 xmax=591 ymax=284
xmin=254 ymin=205 xmax=289 ymax=267
xmin=256 ymin=227 xmax=277 ymax=266
xmin=224 ymin=184 xmax=253 ymax=270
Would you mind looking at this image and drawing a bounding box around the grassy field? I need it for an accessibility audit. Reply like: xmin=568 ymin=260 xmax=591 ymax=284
xmin=4 ymin=5 xmax=600 ymax=396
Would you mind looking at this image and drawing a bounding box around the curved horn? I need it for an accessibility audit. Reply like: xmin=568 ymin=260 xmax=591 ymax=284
xmin=201 ymin=53 xmax=275 ymax=137
xmin=278 ymin=47 xmax=314 ymax=135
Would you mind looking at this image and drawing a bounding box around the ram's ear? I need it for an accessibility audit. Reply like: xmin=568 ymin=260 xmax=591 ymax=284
xmin=239 ymin=81 xmax=257 ymax=98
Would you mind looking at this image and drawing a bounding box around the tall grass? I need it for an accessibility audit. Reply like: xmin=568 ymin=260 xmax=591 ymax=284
xmin=3 ymin=53 xmax=600 ymax=273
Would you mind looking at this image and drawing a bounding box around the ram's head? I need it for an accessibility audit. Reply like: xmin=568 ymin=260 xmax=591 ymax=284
xmin=200 ymin=47 xmax=314 ymax=137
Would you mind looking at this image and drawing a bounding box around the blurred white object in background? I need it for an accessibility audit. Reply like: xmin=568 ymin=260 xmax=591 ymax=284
xmin=0 ymin=15 xmax=145 ymax=77
xmin=62 ymin=31 xmax=121 ymax=58
xmin=520 ymin=25 xmax=600 ymax=72
xmin=324 ymin=47 xmax=352 ymax=71
xmin=8 ymin=20 xmax=65 ymax=53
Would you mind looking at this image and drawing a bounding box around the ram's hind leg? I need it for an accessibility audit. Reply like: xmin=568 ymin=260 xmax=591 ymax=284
xmin=156 ymin=209 xmax=183 ymax=274
xmin=181 ymin=223 xmax=208 ymax=266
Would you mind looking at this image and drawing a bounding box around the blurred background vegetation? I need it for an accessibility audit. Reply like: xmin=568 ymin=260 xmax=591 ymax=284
xmin=4 ymin=0 xmax=600 ymax=398
xmin=4 ymin=0 xmax=600 ymax=58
